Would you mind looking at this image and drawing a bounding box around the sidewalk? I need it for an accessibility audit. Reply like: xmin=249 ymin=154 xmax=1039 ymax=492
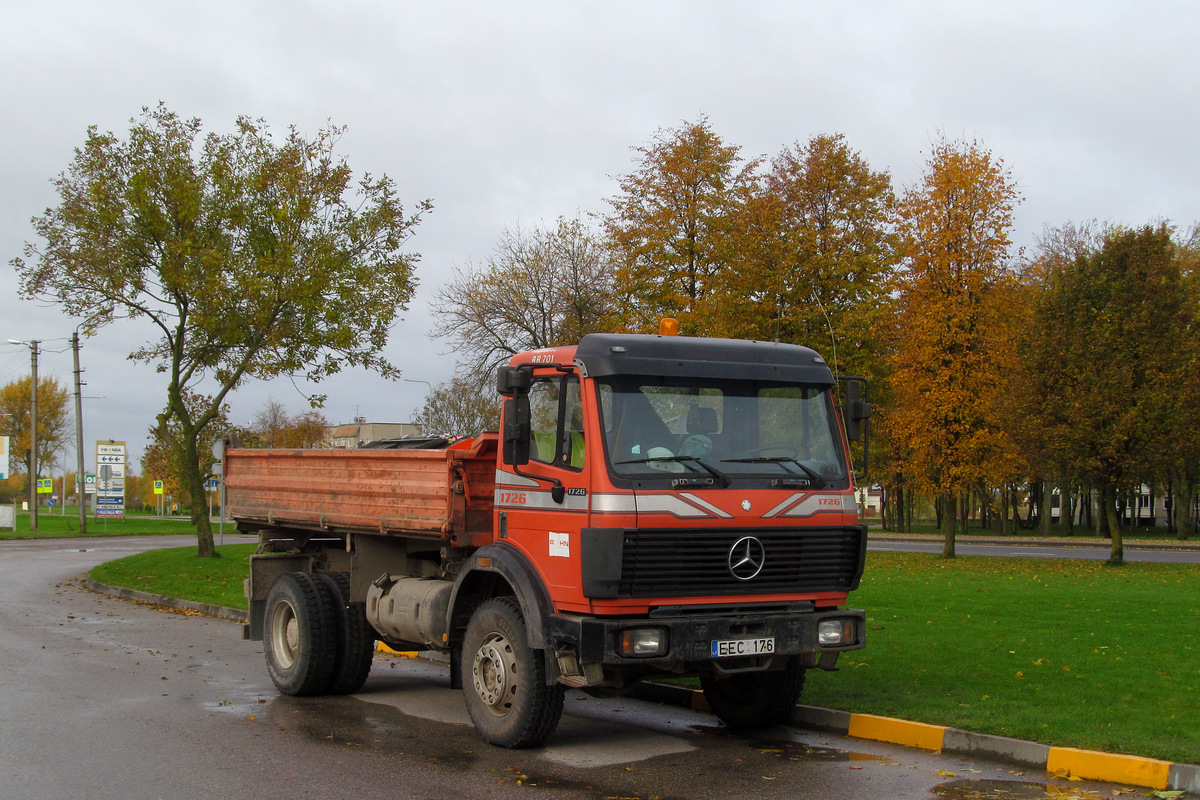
xmin=868 ymin=530 xmax=1200 ymax=550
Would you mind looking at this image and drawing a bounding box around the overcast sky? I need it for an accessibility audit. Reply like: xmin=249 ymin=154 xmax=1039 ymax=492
xmin=3 ymin=1 xmax=1197 ymax=473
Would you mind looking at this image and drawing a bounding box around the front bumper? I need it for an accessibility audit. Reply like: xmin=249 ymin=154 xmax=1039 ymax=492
xmin=546 ymin=607 xmax=865 ymax=671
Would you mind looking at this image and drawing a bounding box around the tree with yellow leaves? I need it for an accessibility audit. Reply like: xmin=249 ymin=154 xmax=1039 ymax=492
xmin=706 ymin=133 xmax=898 ymax=381
xmin=885 ymin=138 xmax=1021 ymax=557
xmin=603 ymin=116 xmax=748 ymax=333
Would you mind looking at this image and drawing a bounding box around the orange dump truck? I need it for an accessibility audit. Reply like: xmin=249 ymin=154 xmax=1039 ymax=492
xmin=228 ymin=329 xmax=870 ymax=748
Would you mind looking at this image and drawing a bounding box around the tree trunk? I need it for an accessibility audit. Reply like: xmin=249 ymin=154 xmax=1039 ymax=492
xmin=1101 ymin=483 xmax=1124 ymax=565
xmin=1171 ymin=467 xmax=1191 ymax=541
xmin=999 ymin=485 xmax=1009 ymax=536
xmin=1062 ymin=484 xmax=1074 ymax=536
xmin=1039 ymin=481 xmax=1053 ymax=537
xmin=940 ymin=493 xmax=956 ymax=558
xmin=180 ymin=435 xmax=216 ymax=558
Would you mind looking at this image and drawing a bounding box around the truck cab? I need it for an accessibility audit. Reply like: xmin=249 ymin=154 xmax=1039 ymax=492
xmin=469 ymin=332 xmax=867 ymax=725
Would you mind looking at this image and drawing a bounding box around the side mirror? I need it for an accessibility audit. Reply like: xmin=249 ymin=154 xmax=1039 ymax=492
xmin=496 ymin=365 xmax=532 ymax=397
xmin=502 ymin=396 xmax=531 ymax=465
xmin=843 ymin=378 xmax=871 ymax=443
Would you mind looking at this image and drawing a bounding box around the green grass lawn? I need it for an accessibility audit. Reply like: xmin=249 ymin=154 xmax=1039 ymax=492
xmin=803 ymin=551 xmax=1200 ymax=764
xmin=89 ymin=543 xmax=256 ymax=610
xmin=1 ymin=511 xmax=201 ymax=539
xmin=86 ymin=543 xmax=1199 ymax=764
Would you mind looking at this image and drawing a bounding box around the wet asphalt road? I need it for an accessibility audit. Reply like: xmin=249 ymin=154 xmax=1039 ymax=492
xmin=0 ymin=536 xmax=1144 ymax=800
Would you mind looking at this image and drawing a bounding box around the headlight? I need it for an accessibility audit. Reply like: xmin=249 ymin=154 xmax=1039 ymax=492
xmin=619 ymin=627 xmax=669 ymax=657
xmin=818 ymin=618 xmax=857 ymax=646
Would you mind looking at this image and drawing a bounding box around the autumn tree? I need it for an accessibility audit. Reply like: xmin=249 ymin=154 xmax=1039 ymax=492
xmin=603 ymin=116 xmax=749 ymax=332
xmin=1166 ymin=225 xmax=1200 ymax=539
xmin=430 ymin=217 xmax=615 ymax=379
xmin=244 ymin=398 xmax=329 ymax=448
xmin=0 ymin=376 xmax=72 ymax=481
xmin=13 ymin=104 xmax=430 ymax=556
xmin=707 ymin=133 xmax=898 ymax=379
xmin=1022 ymin=224 xmax=1192 ymax=563
xmin=1010 ymin=221 xmax=1112 ymax=536
xmin=415 ymin=374 xmax=500 ymax=438
xmin=885 ymin=138 xmax=1021 ymax=557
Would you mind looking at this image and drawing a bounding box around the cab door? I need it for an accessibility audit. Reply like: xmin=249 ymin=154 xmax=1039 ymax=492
xmin=495 ymin=371 xmax=591 ymax=608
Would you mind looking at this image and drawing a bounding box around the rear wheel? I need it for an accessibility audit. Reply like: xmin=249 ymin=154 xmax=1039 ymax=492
xmin=700 ymin=658 xmax=806 ymax=729
xmin=461 ymin=597 xmax=564 ymax=748
xmin=316 ymin=572 xmax=375 ymax=695
xmin=263 ymin=572 xmax=337 ymax=696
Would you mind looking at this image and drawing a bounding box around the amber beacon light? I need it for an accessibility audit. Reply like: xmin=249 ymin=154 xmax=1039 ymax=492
xmin=658 ymin=318 xmax=679 ymax=336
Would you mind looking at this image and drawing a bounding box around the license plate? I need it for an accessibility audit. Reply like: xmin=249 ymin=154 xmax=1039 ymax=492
xmin=711 ymin=637 xmax=775 ymax=658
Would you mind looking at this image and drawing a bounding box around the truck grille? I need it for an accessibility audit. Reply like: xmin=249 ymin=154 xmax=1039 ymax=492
xmin=617 ymin=527 xmax=865 ymax=598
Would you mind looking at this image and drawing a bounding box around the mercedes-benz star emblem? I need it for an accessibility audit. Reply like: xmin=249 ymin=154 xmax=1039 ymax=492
xmin=728 ymin=536 xmax=766 ymax=581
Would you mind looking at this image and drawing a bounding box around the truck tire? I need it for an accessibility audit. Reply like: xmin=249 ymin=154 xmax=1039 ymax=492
xmin=316 ymin=572 xmax=375 ymax=695
xmin=263 ymin=572 xmax=338 ymax=696
xmin=700 ymin=658 xmax=806 ymax=729
xmin=461 ymin=597 xmax=565 ymax=748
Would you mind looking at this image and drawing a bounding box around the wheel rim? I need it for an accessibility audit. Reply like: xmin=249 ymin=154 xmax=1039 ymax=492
xmin=270 ymin=600 xmax=299 ymax=670
xmin=472 ymin=631 xmax=517 ymax=716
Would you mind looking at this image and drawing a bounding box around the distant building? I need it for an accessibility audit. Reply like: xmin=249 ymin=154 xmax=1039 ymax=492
xmin=325 ymin=419 xmax=421 ymax=449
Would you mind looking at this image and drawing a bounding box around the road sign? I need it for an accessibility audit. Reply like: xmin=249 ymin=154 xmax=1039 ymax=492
xmin=205 ymin=479 xmax=219 ymax=491
xmin=96 ymin=440 xmax=126 ymax=519
xmin=37 ymin=478 xmax=53 ymax=494
xmin=0 ymin=436 xmax=8 ymax=480
xmin=153 ymin=480 xmax=164 ymax=495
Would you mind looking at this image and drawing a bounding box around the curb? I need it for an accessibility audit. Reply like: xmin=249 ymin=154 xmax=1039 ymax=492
xmin=86 ymin=581 xmax=1197 ymax=794
xmin=85 ymin=577 xmax=249 ymax=624
xmin=636 ymin=683 xmax=1198 ymax=793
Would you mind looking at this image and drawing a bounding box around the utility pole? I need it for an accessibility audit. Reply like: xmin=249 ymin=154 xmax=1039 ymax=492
xmin=72 ymin=332 xmax=86 ymax=534
xmin=28 ymin=340 xmax=39 ymax=532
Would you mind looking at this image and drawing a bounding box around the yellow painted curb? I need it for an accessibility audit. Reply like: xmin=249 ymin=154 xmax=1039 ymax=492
xmin=1047 ymin=746 xmax=1171 ymax=790
xmin=375 ymin=642 xmax=420 ymax=657
xmin=847 ymin=713 xmax=946 ymax=751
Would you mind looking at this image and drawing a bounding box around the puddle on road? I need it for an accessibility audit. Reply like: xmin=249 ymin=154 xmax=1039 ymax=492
xmin=932 ymin=778 xmax=1132 ymax=800
xmin=688 ymin=726 xmax=899 ymax=765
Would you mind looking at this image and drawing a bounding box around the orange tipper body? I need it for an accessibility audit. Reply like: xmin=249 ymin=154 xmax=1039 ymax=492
xmin=231 ymin=330 xmax=869 ymax=748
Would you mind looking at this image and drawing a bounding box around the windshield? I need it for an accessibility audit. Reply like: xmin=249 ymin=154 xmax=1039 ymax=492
xmin=596 ymin=376 xmax=848 ymax=487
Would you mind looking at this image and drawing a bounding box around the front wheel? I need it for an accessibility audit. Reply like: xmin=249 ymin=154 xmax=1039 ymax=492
xmin=460 ymin=597 xmax=564 ymax=748
xmin=700 ymin=658 xmax=806 ymax=729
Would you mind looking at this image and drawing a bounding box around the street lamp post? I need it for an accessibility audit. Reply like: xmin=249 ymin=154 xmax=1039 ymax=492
xmin=7 ymin=339 xmax=39 ymax=532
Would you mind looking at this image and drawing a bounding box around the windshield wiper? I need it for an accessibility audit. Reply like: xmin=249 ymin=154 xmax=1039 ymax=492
xmin=721 ymin=456 xmax=825 ymax=488
xmin=617 ymin=455 xmax=732 ymax=488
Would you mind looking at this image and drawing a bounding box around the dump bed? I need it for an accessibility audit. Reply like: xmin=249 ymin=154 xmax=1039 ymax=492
xmin=224 ymin=433 xmax=497 ymax=548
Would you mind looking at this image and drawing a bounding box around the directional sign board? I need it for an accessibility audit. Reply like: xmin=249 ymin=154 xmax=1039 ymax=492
xmin=95 ymin=441 xmax=126 ymax=518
